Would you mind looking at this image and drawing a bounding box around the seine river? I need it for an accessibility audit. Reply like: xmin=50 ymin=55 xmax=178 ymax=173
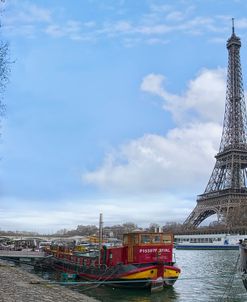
xmin=32 ymin=249 xmax=247 ymax=302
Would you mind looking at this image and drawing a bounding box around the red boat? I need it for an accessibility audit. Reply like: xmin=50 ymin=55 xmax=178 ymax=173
xmin=47 ymin=231 xmax=181 ymax=291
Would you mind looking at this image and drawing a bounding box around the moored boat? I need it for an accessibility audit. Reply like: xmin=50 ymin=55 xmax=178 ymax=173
xmin=175 ymin=233 xmax=246 ymax=250
xmin=46 ymin=231 xmax=180 ymax=291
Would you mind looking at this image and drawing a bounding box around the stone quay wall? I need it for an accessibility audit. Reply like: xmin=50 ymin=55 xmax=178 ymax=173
xmin=0 ymin=260 xmax=99 ymax=302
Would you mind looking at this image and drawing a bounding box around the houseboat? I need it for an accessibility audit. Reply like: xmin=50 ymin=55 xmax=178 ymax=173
xmin=175 ymin=233 xmax=246 ymax=250
xmin=47 ymin=231 xmax=181 ymax=291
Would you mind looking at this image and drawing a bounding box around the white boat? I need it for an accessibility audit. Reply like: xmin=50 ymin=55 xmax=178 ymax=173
xmin=175 ymin=233 xmax=246 ymax=250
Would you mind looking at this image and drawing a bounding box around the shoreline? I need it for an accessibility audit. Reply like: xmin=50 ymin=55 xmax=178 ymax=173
xmin=0 ymin=260 xmax=99 ymax=302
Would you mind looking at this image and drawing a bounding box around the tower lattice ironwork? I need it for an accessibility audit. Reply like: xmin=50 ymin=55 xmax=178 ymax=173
xmin=184 ymin=20 xmax=247 ymax=228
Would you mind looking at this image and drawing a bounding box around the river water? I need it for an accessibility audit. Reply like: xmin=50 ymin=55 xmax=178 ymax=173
xmin=31 ymin=249 xmax=247 ymax=302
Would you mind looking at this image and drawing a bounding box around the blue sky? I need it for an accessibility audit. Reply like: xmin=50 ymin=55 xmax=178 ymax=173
xmin=1 ymin=0 xmax=247 ymax=233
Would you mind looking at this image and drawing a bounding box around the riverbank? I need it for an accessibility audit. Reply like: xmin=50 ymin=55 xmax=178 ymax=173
xmin=0 ymin=260 xmax=99 ymax=302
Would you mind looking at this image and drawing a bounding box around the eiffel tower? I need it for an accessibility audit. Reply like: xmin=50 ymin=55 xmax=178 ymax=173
xmin=184 ymin=19 xmax=247 ymax=228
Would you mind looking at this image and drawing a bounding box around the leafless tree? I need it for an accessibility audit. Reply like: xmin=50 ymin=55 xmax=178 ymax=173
xmin=0 ymin=0 xmax=10 ymax=124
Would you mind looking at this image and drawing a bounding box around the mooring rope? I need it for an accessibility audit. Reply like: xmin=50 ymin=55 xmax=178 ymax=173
xmin=78 ymin=265 xmax=122 ymax=292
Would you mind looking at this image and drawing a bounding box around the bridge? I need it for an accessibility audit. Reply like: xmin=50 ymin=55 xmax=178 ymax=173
xmin=0 ymin=235 xmax=88 ymax=242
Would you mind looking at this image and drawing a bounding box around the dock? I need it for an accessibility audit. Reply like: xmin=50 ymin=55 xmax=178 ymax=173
xmin=0 ymin=260 xmax=99 ymax=302
xmin=0 ymin=250 xmax=46 ymax=258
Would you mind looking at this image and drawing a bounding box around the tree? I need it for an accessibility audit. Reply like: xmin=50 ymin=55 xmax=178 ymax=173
xmin=148 ymin=223 xmax=160 ymax=232
xmin=55 ymin=228 xmax=68 ymax=235
xmin=0 ymin=4 xmax=9 ymax=73
xmin=75 ymin=224 xmax=98 ymax=236
xmin=162 ymin=222 xmax=183 ymax=233
xmin=122 ymin=222 xmax=138 ymax=233
xmin=0 ymin=1 xmax=10 ymax=130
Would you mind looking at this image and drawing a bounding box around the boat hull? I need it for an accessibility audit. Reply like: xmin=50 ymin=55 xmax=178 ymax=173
xmin=175 ymin=233 xmax=245 ymax=250
xmin=176 ymin=245 xmax=239 ymax=250
xmin=52 ymin=259 xmax=180 ymax=289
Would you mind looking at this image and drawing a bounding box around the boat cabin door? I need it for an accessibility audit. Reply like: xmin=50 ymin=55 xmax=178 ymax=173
xmin=123 ymin=233 xmax=139 ymax=263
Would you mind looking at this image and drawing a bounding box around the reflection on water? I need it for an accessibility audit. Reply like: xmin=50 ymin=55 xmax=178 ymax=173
xmin=79 ymin=286 xmax=180 ymax=302
xmin=29 ymin=250 xmax=247 ymax=302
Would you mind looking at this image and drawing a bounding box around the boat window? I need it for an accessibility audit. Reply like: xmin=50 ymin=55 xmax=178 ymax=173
xmin=153 ymin=235 xmax=161 ymax=243
xmin=134 ymin=234 xmax=139 ymax=244
xmin=212 ymin=238 xmax=221 ymax=242
xmin=163 ymin=235 xmax=172 ymax=244
xmin=123 ymin=235 xmax=128 ymax=245
xmin=141 ymin=235 xmax=151 ymax=244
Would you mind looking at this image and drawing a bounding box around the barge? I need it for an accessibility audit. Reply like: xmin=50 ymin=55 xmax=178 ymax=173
xmin=47 ymin=231 xmax=180 ymax=292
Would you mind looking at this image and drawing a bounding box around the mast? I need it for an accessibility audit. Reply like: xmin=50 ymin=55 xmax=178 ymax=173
xmin=98 ymin=213 xmax=103 ymax=265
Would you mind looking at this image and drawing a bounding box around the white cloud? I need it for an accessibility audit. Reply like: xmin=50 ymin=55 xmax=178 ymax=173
xmin=3 ymin=2 xmax=52 ymax=37
xmin=83 ymin=122 xmax=221 ymax=195
xmin=209 ymin=37 xmax=226 ymax=44
xmin=145 ymin=38 xmax=169 ymax=45
xmin=149 ymin=4 xmax=172 ymax=14
xmin=4 ymin=3 xmax=52 ymax=24
xmin=82 ymin=68 xmax=226 ymax=200
xmin=0 ymin=195 xmax=192 ymax=232
xmin=237 ymin=18 xmax=247 ymax=29
xmin=114 ymin=20 xmax=133 ymax=32
xmin=45 ymin=20 xmax=82 ymax=40
xmin=83 ymin=21 xmax=96 ymax=28
xmin=136 ymin=24 xmax=172 ymax=35
xmin=166 ymin=11 xmax=185 ymax=22
xmin=45 ymin=24 xmax=65 ymax=38
xmin=27 ymin=4 xmax=52 ymax=23
xmin=141 ymin=68 xmax=226 ymax=124
xmin=2 ymin=2 xmax=238 ymax=44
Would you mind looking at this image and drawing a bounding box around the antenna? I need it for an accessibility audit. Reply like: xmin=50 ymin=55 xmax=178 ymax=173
xmin=232 ymin=18 xmax=235 ymax=34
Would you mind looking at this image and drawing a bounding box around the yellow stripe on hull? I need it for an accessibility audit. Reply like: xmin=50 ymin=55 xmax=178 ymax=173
xmin=121 ymin=268 xmax=158 ymax=280
xmin=120 ymin=266 xmax=180 ymax=281
xmin=164 ymin=267 xmax=180 ymax=279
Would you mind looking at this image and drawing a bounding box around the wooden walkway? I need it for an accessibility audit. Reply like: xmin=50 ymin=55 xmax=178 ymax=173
xmin=0 ymin=250 xmax=46 ymax=258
